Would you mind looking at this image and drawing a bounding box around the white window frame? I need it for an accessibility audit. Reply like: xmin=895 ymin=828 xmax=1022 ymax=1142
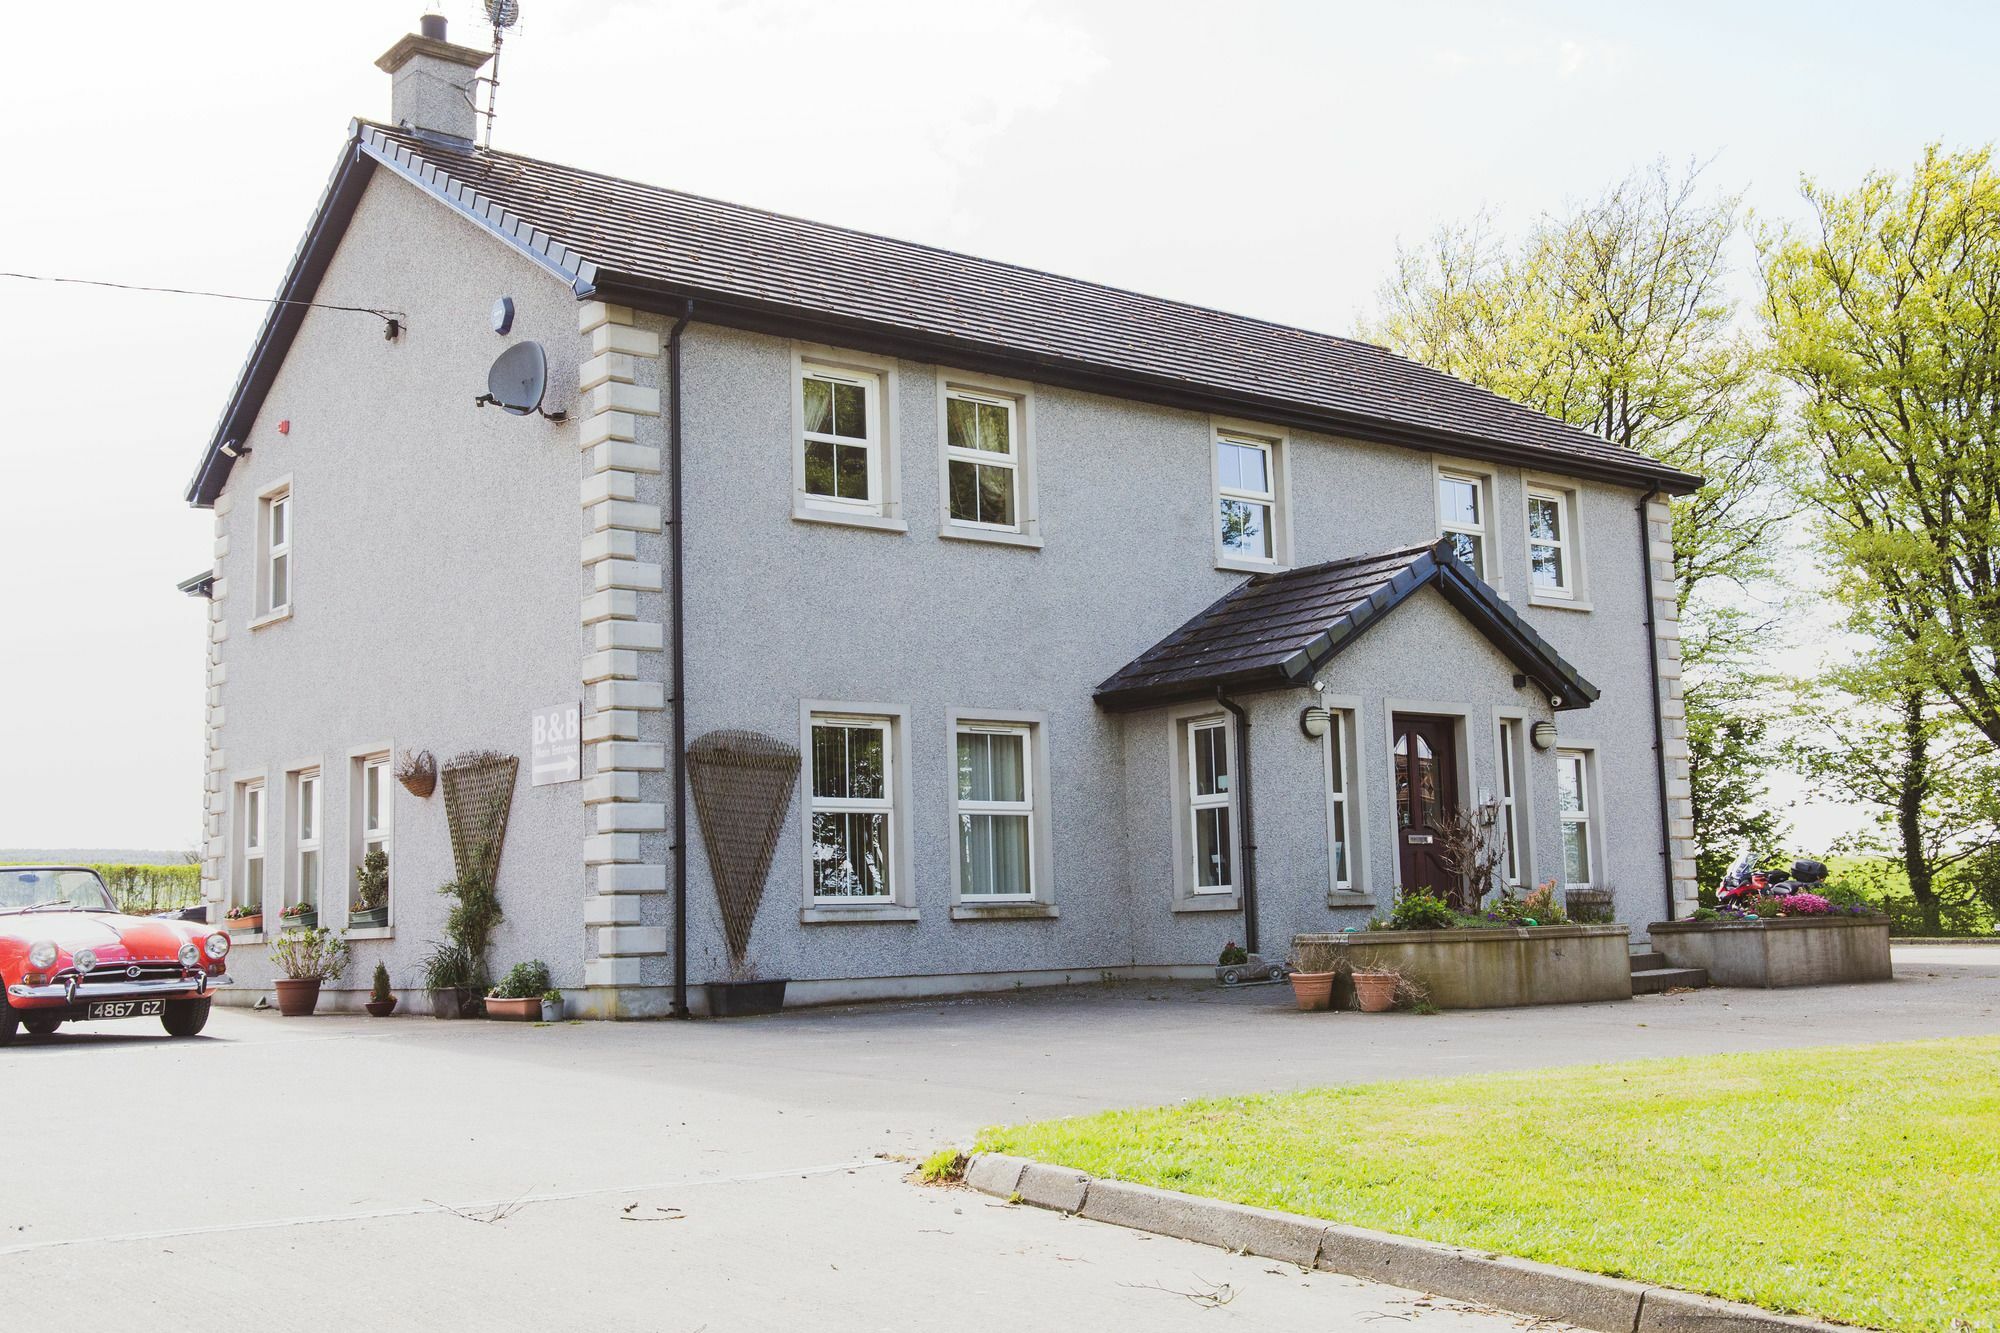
xmin=798 ymin=702 xmax=917 ymax=921
xmin=1524 ymin=478 xmax=1590 ymax=608
xmin=1212 ymin=421 xmax=1289 ymax=571
xmin=252 ymin=476 xmax=295 ymax=628
xmin=350 ymin=746 xmax=395 ymax=936
xmin=938 ymin=373 xmax=1041 ymax=548
xmin=1435 ymin=462 xmax=1496 ymax=586
xmin=791 ymin=346 xmax=904 ymax=533
xmin=1556 ymin=744 xmax=1602 ymax=889
xmin=1494 ymin=713 xmax=1532 ymax=888
xmin=291 ymin=766 xmax=322 ymax=914
xmin=1319 ymin=696 xmax=1367 ymax=899
xmin=1167 ymin=703 xmax=1241 ymax=911
xmin=236 ymin=777 xmax=266 ymax=920
xmin=947 ymin=710 xmax=1054 ymax=914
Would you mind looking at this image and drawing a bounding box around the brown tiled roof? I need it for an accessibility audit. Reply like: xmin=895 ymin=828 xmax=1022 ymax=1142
xmin=1094 ymin=539 xmax=1599 ymax=712
xmin=188 ymin=121 xmax=1702 ymax=506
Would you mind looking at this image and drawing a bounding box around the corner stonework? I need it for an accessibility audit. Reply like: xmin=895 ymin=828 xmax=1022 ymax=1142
xmin=575 ymin=300 xmax=673 ymax=1016
xmin=200 ymin=492 xmax=233 ymax=906
xmin=1647 ymin=498 xmax=1698 ymax=915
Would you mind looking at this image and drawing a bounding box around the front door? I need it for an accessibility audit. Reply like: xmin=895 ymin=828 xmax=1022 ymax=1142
xmin=1393 ymin=714 xmax=1460 ymax=899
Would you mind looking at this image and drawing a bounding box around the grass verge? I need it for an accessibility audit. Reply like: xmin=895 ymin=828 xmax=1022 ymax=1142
xmin=978 ymin=1037 xmax=2000 ymax=1332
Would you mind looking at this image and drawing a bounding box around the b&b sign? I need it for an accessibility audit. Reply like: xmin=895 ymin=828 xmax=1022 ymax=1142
xmin=531 ymin=702 xmax=581 ymax=787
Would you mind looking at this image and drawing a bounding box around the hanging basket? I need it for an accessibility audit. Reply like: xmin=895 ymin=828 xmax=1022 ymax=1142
xmin=395 ymin=749 xmax=437 ymax=799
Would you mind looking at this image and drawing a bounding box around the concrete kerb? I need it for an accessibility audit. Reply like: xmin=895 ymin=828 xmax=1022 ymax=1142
xmin=960 ymin=1154 xmax=1859 ymax=1333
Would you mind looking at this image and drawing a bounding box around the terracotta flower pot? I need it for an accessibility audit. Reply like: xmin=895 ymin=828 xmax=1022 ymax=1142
xmin=229 ymin=915 xmax=263 ymax=934
xmin=485 ymin=996 xmax=541 ymax=1021
xmin=364 ymin=996 xmax=398 ymax=1017
xmin=1289 ymin=970 xmax=1335 ymax=1012
xmin=273 ymin=977 xmax=323 ymax=1017
xmin=1353 ymin=971 xmax=1398 ymax=1013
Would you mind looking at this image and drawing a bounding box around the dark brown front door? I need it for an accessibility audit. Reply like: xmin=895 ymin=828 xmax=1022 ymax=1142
xmin=1393 ymin=714 xmax=1460 ymax=899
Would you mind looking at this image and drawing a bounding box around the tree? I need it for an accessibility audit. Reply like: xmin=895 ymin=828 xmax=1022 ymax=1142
xmin=1761 ymin=145 xmax=2000 ymax=752
xmin=1369 ymin=160 xmax=1796 ymax=875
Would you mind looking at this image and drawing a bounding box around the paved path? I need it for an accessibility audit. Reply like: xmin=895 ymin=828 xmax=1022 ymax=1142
xmin=5 ymin=945 xmax=1995 ymax=1331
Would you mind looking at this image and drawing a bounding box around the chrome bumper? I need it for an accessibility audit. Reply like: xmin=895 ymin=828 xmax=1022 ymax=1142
xmin=8 ymin=974 xmax=232 ymax=1003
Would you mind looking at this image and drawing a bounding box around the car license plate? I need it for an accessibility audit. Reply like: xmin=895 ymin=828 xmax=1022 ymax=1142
xmin=84 ymin=999 xmax=164 ymax=1021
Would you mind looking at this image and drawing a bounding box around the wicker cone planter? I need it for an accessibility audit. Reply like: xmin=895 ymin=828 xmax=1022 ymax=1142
xmin=1289 ymin=971 xmax=1335 ymax=1011
xmin=273 ymin=977 xmax=323 ymax=1017
xmin=1353 ymin=972 xmax=1398 ymax=1013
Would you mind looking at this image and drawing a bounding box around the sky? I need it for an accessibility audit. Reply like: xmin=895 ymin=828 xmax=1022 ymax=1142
xmin=1 ymin=0 xmax=1995 ymax=853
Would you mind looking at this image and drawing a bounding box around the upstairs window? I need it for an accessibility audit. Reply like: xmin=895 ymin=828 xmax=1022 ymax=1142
xmin=257 ymin=484 xmax=293 ymax=620
xmin=1215 ymin=430 xmax=1282 ymax=566
xmin=1527 ymin=485 xmax=1578 ymax=600
xmin=945 ymin=389 xmax=1020 ymax=532
xmin=799 ymin=365 xmax=882 ymax=513
xmin=1438 ymin=469 xmax=1487 ymax=578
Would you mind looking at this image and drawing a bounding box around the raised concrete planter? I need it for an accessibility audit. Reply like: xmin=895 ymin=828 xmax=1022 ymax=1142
xmin=1293 ymin=924 xmax=1632 ymax=1009
xmin=1648 ymin=915 xmax=1892 ymax=988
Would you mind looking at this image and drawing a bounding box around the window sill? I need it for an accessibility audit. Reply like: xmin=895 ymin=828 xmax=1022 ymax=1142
xmin=1529 ymin=594 xmax=1592 ymax=613
xmin=1173 ymin=895 xmax=1243 ymax=914
xmin=248 ymin=607 xmax=293 ymax=632
xmin=1215 ymin=558 xmax=1287 ymax=576
xmin=228 ymin=929 xmax=265 ymax=945
xmin=950 ymin=901 xmax=1058 ymax=921
xmin=342 ymin=926 xmax=393 ymax=941
xmin=800 ymin=904 xmax=920 ymax=924
xmin=791 ymin=505 xmax=908 ymax=535
xmin=1326 ymin=892 xmax=1375 ymax=908
xmin=939 ymin=525 xmax=1043 ymax=550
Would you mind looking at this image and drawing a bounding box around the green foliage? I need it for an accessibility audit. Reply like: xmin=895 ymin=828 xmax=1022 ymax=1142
xmin=917 ymin=1149 xmax=968 ymax=1184
xmin=1689 ymin=906 xmax=1725 ymax=921
xmin=90 ymin=863 xmax=200 ymax=915
xmin=420 ymin=941 xmax=477 ymax=991
xmin=268 ymin=927 xmax=350 ymax=983
xmin=489 ymin=959 xmax=551 ymax=1000
xmin=1388 ymin=888 xmax=1458 ymax=931
xmin=1484 ymin=879 xmax=1570 ymax=926
xmin=370 ymin=961 xmax=392 ymax=1004
xmin=1217 ymin=940 xmax=1249 ymax=966
xmin=1687 ymin=678 xmax=1788 ymax=888
xmin=438 ymin=874 xmax=502 ymax=981
xmin=353 ymin=849 xmax=389 ymax=912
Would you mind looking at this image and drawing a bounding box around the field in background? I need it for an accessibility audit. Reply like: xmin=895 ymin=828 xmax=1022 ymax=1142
xmin=1825 ymin=854 xmax=1998 ymax=936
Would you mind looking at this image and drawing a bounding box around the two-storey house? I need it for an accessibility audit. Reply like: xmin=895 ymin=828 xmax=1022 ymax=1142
xmin=184 ymin=17 xmax=1701 ymax=1016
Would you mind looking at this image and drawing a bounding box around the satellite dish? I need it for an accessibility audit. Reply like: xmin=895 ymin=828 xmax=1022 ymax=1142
xmin=476 ymin=340 xmax=563 ymax=420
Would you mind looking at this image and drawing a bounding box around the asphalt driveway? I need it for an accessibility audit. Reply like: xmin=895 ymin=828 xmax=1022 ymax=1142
xmin=4 ymin=945 xmax=1996 ymax=1331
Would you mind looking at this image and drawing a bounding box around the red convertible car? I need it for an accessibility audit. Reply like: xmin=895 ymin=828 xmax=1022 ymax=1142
xmin=1 ymin=866 xmax=231 ymax=1041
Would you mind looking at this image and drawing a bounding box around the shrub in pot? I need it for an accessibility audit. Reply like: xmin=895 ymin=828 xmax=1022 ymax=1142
xmin=487 ymin=960 xmax=552 ymax=1021
xmin=540 ymin=989 xmax=563 ymax=1023
xmin=365 ymin=960 xmax=398 ymax=1017
xmin=268 ymin=927 xmax=350 ymax=1017
xmin=1286 ymin=938 xmax=1343 ymax=1011
xmin=1352 ymin=970 xmax=1400 ymax=1012
xmin=422 ymin=941 xmax=480 ymax=1019
xmin=350 ymin=849 xmax=390 ymax=929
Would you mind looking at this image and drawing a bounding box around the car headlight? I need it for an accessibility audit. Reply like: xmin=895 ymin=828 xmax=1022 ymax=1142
xmin=179 ymin=942 xmax=201 ymax=967
xmin=74 ymin=948 xmax=99 ymax=973
xmin=28 ymin=940 xmax=57 ymax=969
xmin=204 ymin=932 xmax=231 ymax=960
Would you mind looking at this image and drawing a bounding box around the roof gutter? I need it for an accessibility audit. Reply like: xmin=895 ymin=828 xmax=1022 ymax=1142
xmin=1213 ymin=690 xmax=1260 ymax=956
xmin=667 ymin=300 xmax=695 ymax=1019
xmin=1638 ymin=487 xmax=1677 ymax=923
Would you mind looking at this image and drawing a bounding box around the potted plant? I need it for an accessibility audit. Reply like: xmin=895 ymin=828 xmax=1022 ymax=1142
xmin=1352 ymin=967 xmax=1400 ymax=1012
xmin=540 ymin=989 xmax=563 ymax=1023
xmin=1286 ymin=938 xmax=1343 ymax=1011
xmin=350 ymin=849 xmax=389 ymax=929
xmin=225 ymin=904 xmax=263 ymax=934
xmin=365 ymin=961 xmax=398 ymax=1017
xmin=267 ymin=926 xmax=350 ymax=1017
xmin=422 ymin=941 xmax=480 ymax=1019
xmin=486 ymin=960 xmax=551 ymax=1021
xmin=280 ymin=900 xmax=318 ymax=931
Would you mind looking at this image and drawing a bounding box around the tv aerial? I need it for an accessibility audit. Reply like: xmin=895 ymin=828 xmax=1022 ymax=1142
xmin=476 ymin=341 xmax=566 ymax=420
xmin=472 ymin=0 xmax=521 ymax=149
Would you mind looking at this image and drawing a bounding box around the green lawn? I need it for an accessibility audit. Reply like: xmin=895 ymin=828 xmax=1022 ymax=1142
xmin=978 ymin=1038 xmax=2000 ymax=1332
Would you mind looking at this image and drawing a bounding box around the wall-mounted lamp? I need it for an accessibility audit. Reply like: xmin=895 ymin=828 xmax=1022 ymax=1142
xmin=1530 ymin=720 xmax=1558 ymax=751
xmin=218 ymin=439 xmax=251 ymax=459
xmin=1299 ymin=705 xmax=1332 ymax=740
xmin=1477 ymin=787 xmax=1500 ymax=826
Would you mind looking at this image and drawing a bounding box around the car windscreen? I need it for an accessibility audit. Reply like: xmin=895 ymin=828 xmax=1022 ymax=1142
xmin=0 ymin=869 xmax=116 ymax=913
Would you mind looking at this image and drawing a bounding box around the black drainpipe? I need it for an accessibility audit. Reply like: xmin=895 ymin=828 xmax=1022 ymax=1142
xmin=1637 ymin=486 xmax=1676 ymax=923
xmin=1214 ymin=690 xmax=1259 ymax=955
xmin=667 ymin=301 xmax=695 ymax=1018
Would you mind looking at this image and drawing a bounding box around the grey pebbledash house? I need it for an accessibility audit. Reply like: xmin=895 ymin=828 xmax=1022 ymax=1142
xmin=184 ymin=17 xmax=1702 ymax=1017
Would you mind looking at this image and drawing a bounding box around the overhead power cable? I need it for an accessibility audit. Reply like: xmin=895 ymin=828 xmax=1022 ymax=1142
xmin=0 ymin=271 xmax=406 ymax=332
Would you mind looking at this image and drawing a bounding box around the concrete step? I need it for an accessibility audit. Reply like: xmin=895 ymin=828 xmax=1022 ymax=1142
xmin=1632 ymin=966 xmax=1708 ymax=995
xmin=1627 ymin=950 xmax=1667 ymax=973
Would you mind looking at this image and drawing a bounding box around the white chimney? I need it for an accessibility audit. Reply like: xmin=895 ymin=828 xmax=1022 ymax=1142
xmin=374 ymin=14 xmax=493 ymax=145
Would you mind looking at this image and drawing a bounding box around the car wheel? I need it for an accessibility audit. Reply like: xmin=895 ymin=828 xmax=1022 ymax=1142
xmin=23 ymin=1015 xmax=61 ymax=1037
xmin=0 ymin=995 xmax=16 ymax=1046
xmin=162 ymin=997 xmax=213 ymax=1038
